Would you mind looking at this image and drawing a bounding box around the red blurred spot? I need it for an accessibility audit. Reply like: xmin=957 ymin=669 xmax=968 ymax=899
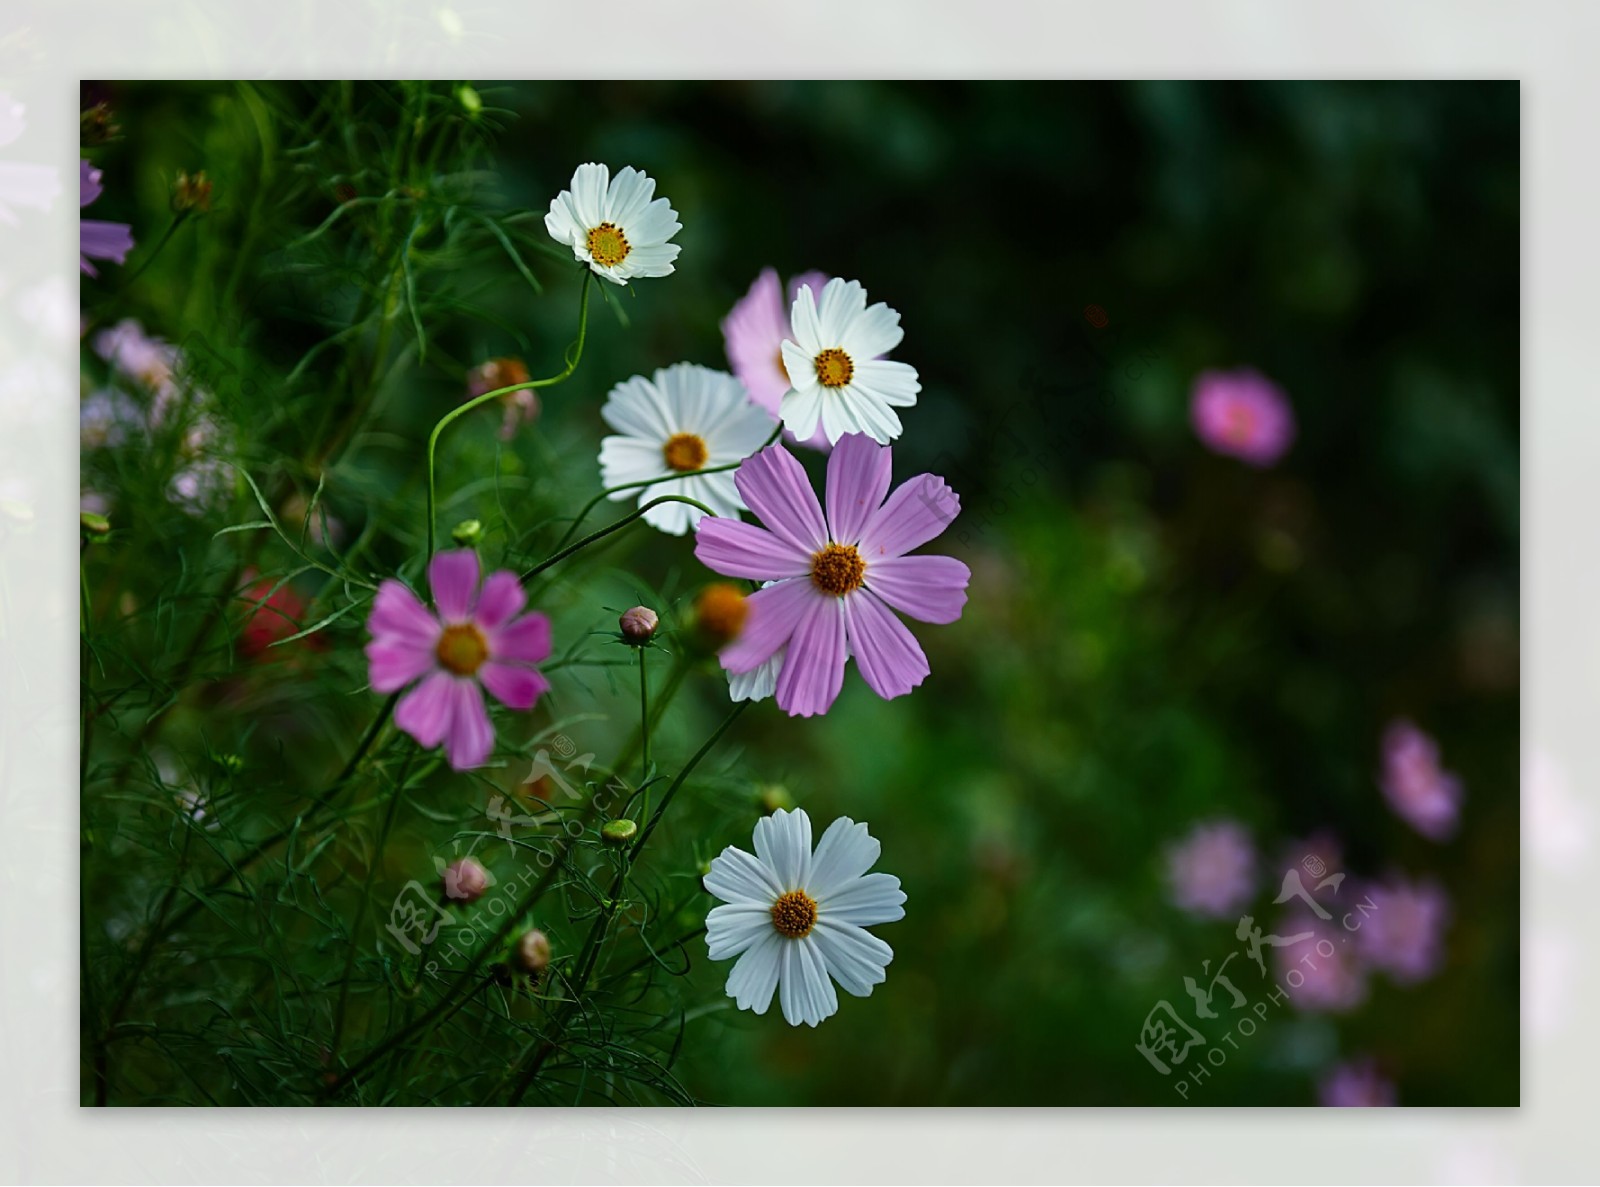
xmin=238 ymin=571 xmax=318 ymax=659
xmin=1084 ymin=304 xmax=1109 ymax=329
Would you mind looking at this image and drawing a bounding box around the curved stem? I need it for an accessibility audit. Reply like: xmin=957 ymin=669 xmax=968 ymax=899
xmin=426 ymin=270 xmax=592 ymax=559
xmin=544 ymin=421 xmax=783 ymax=558
xmin=521 ymin=495 xmax=716 ymax=583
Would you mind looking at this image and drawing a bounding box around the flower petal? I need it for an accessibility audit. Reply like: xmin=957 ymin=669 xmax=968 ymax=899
xmin=839 ymin=299 xmax=904 ymax=360
xmin=805 ymin=817 xmax=881 ymax=900
xmin=734 ymin=444 xmax=828 ymax=555
xmin=694 ymin=517 xmax=811 ymax=581
xmin=788 ymin=282 xmax=824 ymax=355
xmin=394 ymin=670 xmax=456 ymax=750
xmin=819 ymin=871 xmax=906 ymax=926
xmin=369 ymin=579 xmax=440 ymax=645
xmin=824 ymin=432 xmax=893 ymax=544
xmin=726 ymin=930 xmax=783 ymax=1015
xmin=779 ymin=936 xmax=838 ymax=1027
xmin=814 ymin=278 xmax=865 ymax=347
xmin=704 ymin=844 xmax=785 ymax=905
xmin=851 ymin=358 xmax=920 ymax=407
xmin=844 ymin=590 xmax=930 ymax=701
xmin=477 ymin=661 xmax=549 ymax=711
xmin=774 ymin=594 xmax=847 ymax=717
xmin=812 ymin=919 xmax=894 ymax=998
xmin=753 ymin=807 xmax=812 ymax=891
xmin=706 ymin=903 xmax=774 ymax=961
xmin=718 ymin=578 xmax=818 ymax=675
xmin=857 ymin=473 xmax=961 ymax=560
xmin=472 ymin=571 xmax=526 ymax=631
xmin=865 ymin=554 xmax=970 ymax=624
xmin=601 ymin=373 xmax=675 ymax=442
xmin=365 ymin=637 xmax=437 ymax=693
xmin=428 ymin=549 xmax=480 ymax=621
xmin=490 ymin=611 xmax=552 ymax=665
xmin=442 ymin=678 xmax=494 ymax=770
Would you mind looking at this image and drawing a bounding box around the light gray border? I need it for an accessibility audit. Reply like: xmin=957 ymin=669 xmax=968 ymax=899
xmin=2 ymin=1 xmax=1585 ymax=1181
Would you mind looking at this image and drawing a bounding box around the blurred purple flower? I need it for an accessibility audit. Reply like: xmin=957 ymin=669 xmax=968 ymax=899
xmin=722 ymin=267 xmax=831 ymax=450
xmin=1380 ymin=719 xmax=1464 ymax=841
xmin=94 ymin=318 xmax=179 ymax=401
xmin=1165 ymin=819 xmax=1257 ymax=918
xmin=1190 ymin=368 xmax=1295 ymax=467
xmin=80 ymin=388 xmax=140 ymax=450
xmin=1318 ymin=1057 xmax=1397 ymax=1107
xmin=80 ymin=159 xmax=135 ymax=277
xmin=1271 ymin=909 xmax=1369 ymax=1013
xmin=1354 ymin=874 xmax=1451 ymax=985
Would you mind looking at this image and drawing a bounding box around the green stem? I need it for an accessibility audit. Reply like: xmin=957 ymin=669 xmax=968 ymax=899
xmin=426 ymin=270 xmax=592 ymax=559
xmin=521 ymin=496 xmax=715 ymax=583
xmin=638 ymin=646 xmax=650 ymax=793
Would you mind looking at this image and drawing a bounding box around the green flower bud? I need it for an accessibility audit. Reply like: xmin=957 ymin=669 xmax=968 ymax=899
xmin=601 ymin=819 xmax=637 ymax=847
xmin=451 ymin=519 xmax=483 ymax=547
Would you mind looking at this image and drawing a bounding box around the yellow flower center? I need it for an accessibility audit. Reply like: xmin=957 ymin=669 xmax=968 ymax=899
xmin=662 ymin=432 xmax=708 ymax=473
xmin=770 ymin=888 xmax=818 ymax=939
xmin=813 ymin=347 xmax=853 ymax=388
xmin=585 ymin=221 xmax=631 ymax=268
xmin=435 ymin=623 xmax=489 ymax=676
xmin=694 ymin=583 xmax=749 ymax=645
xmin=810 ymin=542 xmax=866 ymax=596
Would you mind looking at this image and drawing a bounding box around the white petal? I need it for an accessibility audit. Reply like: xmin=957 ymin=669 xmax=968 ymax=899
xmin=839 ymin=299 xmax=904 ymax=360
xmin=812 ymin=918 xmax=893 ymax=997
xmin=805 ymin=817 xmax=880 ymax=899
xmin=569 ymin=162 xmax=609 ymax=229
xmin=853 ymin=358 xmax=921 ymax=407
xmin=815 ymin=278 xmax=866 ymax=346
xmin=626 ymin=197 xmax=681 ymax=247
xmin=753 ymin=807 xmax=812 ymax=890
xmin=640 ymin=488 xmax=697 ymax=535
xmin=726 ymin=930 xmax=783 ymax=1014
xmin=779 ymin=936 xmax=838 ymax=1027
xmin=598 ymin=436 xmax=665 ymax=492
xmin=819 ymin=871 xmax=906 ymax=926
xmin=828 ymin=385 xmax=902 ymax=445
xmin=728 ymin=649 xmax=782 ymax=702
xmin=780 ymin=339 xmax=818 ymax=393
xmin=706 ymin=902 xmax=774 ymax=960
xmin=704 ymin=844 xmax=783 ymax=905
xmin=780 ymin=384 xmax=825 ymax=441
xmin=788 ymin=284 xmax=824 ymax=354
xmin=601 ymin=374 xmax=674 ymax=441
xmin=605 ymin=165 xmax=653 ymax=225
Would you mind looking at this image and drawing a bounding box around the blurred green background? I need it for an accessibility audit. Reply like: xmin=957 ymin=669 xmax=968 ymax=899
xmin=80 ymin=81 xmax=1517 ymax=1105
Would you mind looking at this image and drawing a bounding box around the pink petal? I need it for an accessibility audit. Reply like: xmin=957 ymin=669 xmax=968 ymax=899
xmin=734 ymin=444 xmax=828 ymax=555
xmin=428 ymin=549 xmax=481 ymax=621
xmin=443 ymin=678 xmax=495 ymax=770
xmin=844 ymin=591 xmax=930 ymax=700
xmin=369 ymin=580 xmax=440 ymax=645
xmin=478 ymin=661 xmax=550 ymax=711
xmin=857 ymin=473 xmax=961 ymax=560
xmin=824 ymin=432 xmax=893 ymax=545
xmin=395 ymin=670 xmax=456 ymax=749
xmin=774 ymin=595 xmax=847 ymax=717
xmin=491 ymin=611 xmax=552 ymax=665
xmin=719 ymin=578 xmax=819 ymax=674
xmin=865 ymin=554 xmax=970 ymax=624
xmin=365 ymin=637 xmax=437 ymax=693
xmin=473 ymin=570 xmax=526 ymax=630
xmin=694 ymin=517 xmax=811 ymax=580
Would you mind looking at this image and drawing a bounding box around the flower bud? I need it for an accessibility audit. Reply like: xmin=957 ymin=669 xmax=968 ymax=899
xmin=466 ymin=356 xmax=531 ymax=400
xmin=442 ymin=856 xmax=490 ymax=903
xmin=601 ymin=818 xmax=637 ymax=847
xmin=758 ymin=784 xmax=795 ymax=815
xmin=451 ymin=519 xmax=483 ymax=548
xmin=80 ymin=510 xmax=112 ymax=541
xmin=172 ymin=170 xmax=213 ymax=214
xmin=618 ymin=606 xmax=658 ymax=646
xmin=692 ymin=583 xmax=748 ymax=649
xmin=512 ymin=928 xmax=552 ymax=976
xmin=80 ymin=102 xmax=121 ymax=145
xmin=457 ymin=84 xmax=483 ymax=117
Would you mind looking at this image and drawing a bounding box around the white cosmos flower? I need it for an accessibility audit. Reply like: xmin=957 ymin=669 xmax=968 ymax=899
xmin=704 ymin=807 xmax=905 ymax=1027
xmin=779 ymin=277 xmax=921 ymax=446
xmin=599 ymin=363 xmax=776 ymax=536
xmin=545 ymin=162 xmax=682 ymax=285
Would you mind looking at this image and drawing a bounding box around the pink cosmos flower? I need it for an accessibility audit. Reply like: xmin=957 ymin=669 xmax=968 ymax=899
xmin=1380 ymin=719 xmax=1464 ymax=841
xmin=1318 ymin=1057 xmax=1397 ymax=1107
xmin=1164 ymin=819 xmax=1257 ymax=919
xmin=1268 ymin=909 xmax=1370 ymax=1013
xmin=1190 ymin=368 xmax=1295 ymax=467
xmin=722 ymin=267 xmax=831 ymax=450
xmin=365 ymin=550 xmax=552 ymax=770
xmin=693 ymin=434 xmax=969 ymax=718
xmin=79 ymin=159 xmax=135 ymax=277
xmin=1353 ymin=875 xmax=1451 ymax=985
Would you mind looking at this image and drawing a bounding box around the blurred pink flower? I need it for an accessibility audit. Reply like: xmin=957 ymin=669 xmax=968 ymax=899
xmin=465 ymin=356 xmax=539 ymax=441
xmin=1270 ymin=909 xmax=1369 ymax=1013
xmin=1380 ymin=719 xmax=1464 ymax=841
xmin=80 ymin=160 xmax=135 ymax=277
xmin=722 ymin=267 xmax=831 ymax=449
xmin=1318 ymin=1057 xmax=1397 ymax=1106
xmin=1353 ymin=874 xmax=1450 ymax=985
xmin=1190 ymin=368 xmax=1295 ymax=466
xmin=93 ymin=318 xmax=179 ymax=407
xmin=1164 ymin=819 xmax=1257 ymax=918
xmin=365 ymin=550 xmax=552 ymax=770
